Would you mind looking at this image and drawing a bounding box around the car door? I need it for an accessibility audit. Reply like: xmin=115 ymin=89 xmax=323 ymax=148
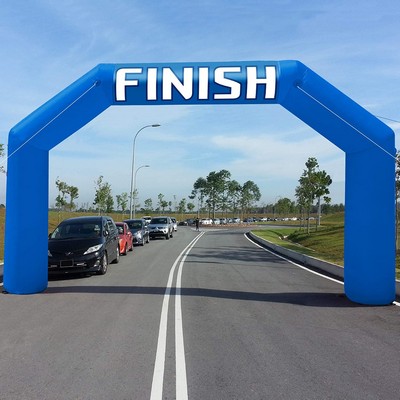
xmin=105 ymin=218 xmax=119 ymax=261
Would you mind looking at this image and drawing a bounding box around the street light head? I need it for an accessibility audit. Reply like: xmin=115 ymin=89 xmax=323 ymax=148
xmin=151 ymin=124 xmax=161 ymax=127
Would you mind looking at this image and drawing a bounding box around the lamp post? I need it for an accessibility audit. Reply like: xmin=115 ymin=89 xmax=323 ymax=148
xmin=129 ymin=124 xmax=160 ymax=219
xmin=133 ymin=165 xmax=150 ymax=218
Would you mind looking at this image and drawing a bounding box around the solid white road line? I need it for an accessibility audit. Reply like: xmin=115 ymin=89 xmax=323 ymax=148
xmin=245 ymin=233 xmax=400 ymax=307
xmin=150 ymin=232 xmax=204 ymax=400
xmin=245 ymin=233 xmax=343 ymax=284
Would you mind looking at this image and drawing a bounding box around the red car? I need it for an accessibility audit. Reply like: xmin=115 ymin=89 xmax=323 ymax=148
xmin=115 ymin=222 xmax=134 ymax=255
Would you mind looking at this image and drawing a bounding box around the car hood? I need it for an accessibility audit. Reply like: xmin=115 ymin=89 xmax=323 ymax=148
xmin=48 ymin=238 xmax=103 ymax=252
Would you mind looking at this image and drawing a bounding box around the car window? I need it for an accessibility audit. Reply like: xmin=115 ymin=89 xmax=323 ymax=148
xmin=107 ymin=220 xmax=116 ymax=234
xmin=126 ymin=221 xmax=143 ymax=229
xmin=151 ymin=218 xmax=167 ymax=224
xmin=50 ymin=222 xmax=101 ymax=239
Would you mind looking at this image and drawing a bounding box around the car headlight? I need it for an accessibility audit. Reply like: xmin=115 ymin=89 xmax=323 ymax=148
xmin=84 ymin=244 xmax=103 ymax=255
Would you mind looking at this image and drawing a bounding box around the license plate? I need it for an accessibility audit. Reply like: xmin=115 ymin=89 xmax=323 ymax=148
xmin=60 ymin=260 xmax=74 ymax=267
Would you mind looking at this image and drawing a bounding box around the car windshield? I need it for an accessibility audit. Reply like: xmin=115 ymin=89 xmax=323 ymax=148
xmin=151 ymin=218 xmax=167 ymax=224
xmin=126 ymin=221 xmax=143 ymax=229
xmin=117 ymin=225 xmax=124 ymax=234
xmin=50 ymin=222 xmax=101 ymax=239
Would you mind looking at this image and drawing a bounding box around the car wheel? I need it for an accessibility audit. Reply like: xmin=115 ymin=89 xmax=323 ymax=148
xmin=112 ymin=246 xmax=120 ymax=264
xmin=98 ymin=253 xmax=108 ymax=275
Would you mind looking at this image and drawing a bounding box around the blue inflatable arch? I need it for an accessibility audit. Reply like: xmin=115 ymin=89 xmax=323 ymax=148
xmin=4 ymin=61 xmax=396 ymax=305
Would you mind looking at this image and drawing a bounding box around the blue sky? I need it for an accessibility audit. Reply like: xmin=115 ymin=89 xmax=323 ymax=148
xmin=1 ymin=0 xmax=399 ymax=209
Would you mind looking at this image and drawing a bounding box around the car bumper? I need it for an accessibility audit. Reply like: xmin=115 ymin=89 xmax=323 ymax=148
xmin=149 ymin=230 xmax=168 ymax=237
xmin=48 ymin=252 xmax=103 ymax=273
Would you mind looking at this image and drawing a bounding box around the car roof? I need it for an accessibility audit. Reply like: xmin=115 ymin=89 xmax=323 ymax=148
xmin=61 ymin=216 xmax=108 ymax=223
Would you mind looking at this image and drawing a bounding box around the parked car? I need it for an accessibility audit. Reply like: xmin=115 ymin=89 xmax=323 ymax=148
xmin=115 ymin=222 xmax=134 ymax=255
xmin=171 ymin=217 xmax=178 ymax=231
xmin=148 ymin=216 xmax=173 ymax=240
xmin=48 ymin=216 xmax=120 ymax=275
xmin=124 ymin=218 xmax=150 ymax=246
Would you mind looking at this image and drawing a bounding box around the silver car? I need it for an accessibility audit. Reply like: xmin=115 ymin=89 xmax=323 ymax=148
xmin=148 ymin=216 xmax=173 ymax=240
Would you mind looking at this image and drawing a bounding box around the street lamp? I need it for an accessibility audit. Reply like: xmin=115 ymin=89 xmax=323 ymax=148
xmin=133 ymin=165 xmax=150 ymax=218
xmin=129 ymin=124 xmax=160 ymax=219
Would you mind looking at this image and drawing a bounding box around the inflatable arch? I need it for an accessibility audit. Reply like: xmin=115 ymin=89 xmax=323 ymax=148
xmin=4 ymin=61 xmax=396 ymax=305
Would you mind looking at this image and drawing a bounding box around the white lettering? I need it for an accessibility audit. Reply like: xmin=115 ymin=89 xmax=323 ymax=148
xmin=246 ymin=66 xmax=276 ymax=99
xmin=162 ymin=67 xmax=193 ymax=100
xmin=115 ymin=64 xmax=277 ymax=102
xmin=147 ymin=68 xmax=158 ymax=100
xmin=115 ymin=68 xmax=142 ymax=101
xmin=198 ymin=67 xmax=209 ymax=100
xmin=214 ymin=67 xmax=241 ymax=100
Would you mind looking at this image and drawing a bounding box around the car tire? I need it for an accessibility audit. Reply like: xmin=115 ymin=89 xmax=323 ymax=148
xmin=98 ymin=253 xmax=108 ymax=275
xmin=112 ymin=246 xmax=120 ymax=264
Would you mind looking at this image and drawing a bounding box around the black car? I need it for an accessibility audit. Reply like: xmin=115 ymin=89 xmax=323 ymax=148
xmin=124 ymin=218 xmax=150 ymax=246
xmin=48 ymin=216 xmax=120 ymax=275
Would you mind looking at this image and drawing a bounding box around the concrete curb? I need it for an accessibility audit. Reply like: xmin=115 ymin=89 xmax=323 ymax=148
xmin=248 ymin=232 xmax=400 ymax=298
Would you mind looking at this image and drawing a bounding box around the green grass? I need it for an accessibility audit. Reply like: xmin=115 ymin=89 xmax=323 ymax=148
xmin=251 ymin=227 xmax=343 ymax=264
xmin=252 ymin=213 xmax=400 ymax=279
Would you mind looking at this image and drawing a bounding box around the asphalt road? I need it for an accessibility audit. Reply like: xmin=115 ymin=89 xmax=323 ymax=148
xmin=0 ymin=226 xmax=399 ymax=399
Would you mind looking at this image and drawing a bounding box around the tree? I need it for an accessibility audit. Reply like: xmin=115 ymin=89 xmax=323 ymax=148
xmin=68 ymin=185 xmax=79 ymax=211
xmin=227 ymin=180 xmax=241 ymax=216
xmin=190 ymin=177 xmax=207 ymax=216
xmin=274 ymin=197 xmax=295 ymax=218
xmin=187 ymin=202 xmax=195 ymax=214
xmin=55 ymin=178 xmax=69 ymax=211
xmin=191 ymin=170 xmax=232 ymax=218
xmin=157 ymin=193 xmax=168 ymax=212
xmin=116 ymin=192 xmax=129 ymax=216
xmin=240 ymin=180 xmax=261 ymax=217
xmin=0 ymin=144 xmax=6 ymax=174
xmin=93 ymin=176 xmax=113 ymax=215
xmin=132 ymin=188 xmax=140 ymax=213
xmin=205 ymin=170 xmax=231 ymax=218
xmin=295 ymin=157 xmax=332 ymax=233
xmin=144 ymin=198 xmax=153 ymax=213
xmin=177 ymin=198 xmax=187 ymax=218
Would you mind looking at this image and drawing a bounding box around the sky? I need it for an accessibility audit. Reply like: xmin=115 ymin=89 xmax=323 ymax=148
xmin=1 ymin=0 xmax=400 ymax=210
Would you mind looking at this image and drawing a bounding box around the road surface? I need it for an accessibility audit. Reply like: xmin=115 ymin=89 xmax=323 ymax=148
xmin=0 ymin=226 xmax=399 ymax=399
